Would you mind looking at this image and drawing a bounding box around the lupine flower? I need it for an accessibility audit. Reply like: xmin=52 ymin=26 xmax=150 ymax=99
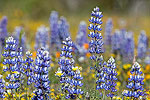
xmin=35 ymin=25 xmax=49 ymax=50
xmin=23 ymin=51 xmax=34 ymax=99
xmin=123 ymin=62 xmax=145 ymax=99
xmin=56 ymin=37 xmax=83 ymax=99
xmin=95 ymin=56 xmax=107 ymax=90
xmin=75 ymin=21 xmax=88 ymax=56
xmin=32 ymin=48 xmax=51 ymax=100
xmin=137 ymin=30 xmax=148 ymax=59
xmin=15 ymin=47 xmax=24 ymax=86
xmin=119 ymin=28 xmax=127 ymax=56
xmin=58 ymin=16 xmax=70 ymax=42
xmin=0 ymin=75 xmax=5 ymax=98
xmin=49 ymin=11 xmax=61 ymax=51
xmin=88 ymin=7 xmax=105 ymax=95
xmin=122 ymin=31 xmax=135 ymax=62
xmin=24 ymin=51 xmax=34 ymax=85
xmin=111 ymin=29 xmax=122 ymax=54
xmin=2 ymin=36 xmax=20 ymax=96
xmin=105 ymin=57 xmax=118 ymax=98
xmin=0 ymin=16 xmax=8 ymax=57
xmin=13 ymin=26 xmax=26 ymax=54
xmin=88 ymin=6 xmax=104 ymax=56
xmin=76 ymin=21 xmax=88 ymax=47
xmin=104 ymin=18 xmax=113 ymax=45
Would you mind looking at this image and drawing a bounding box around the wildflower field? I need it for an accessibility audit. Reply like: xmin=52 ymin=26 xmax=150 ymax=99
xmin=0 ymin=1 xmax=150 ymax=100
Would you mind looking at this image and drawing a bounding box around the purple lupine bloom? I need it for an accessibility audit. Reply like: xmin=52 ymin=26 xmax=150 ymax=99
xmin=13 ymin=26 xmax=26 ymax=54
xmin=0 ymin=16 xmax=8 ymax=43
xmin=104 ymin=18 xmax=113 ymax=45
xmin=137 ymin=30 xmax=148 ymax=59
xmin=49 ymin=11 xmax=61 ymax=51
xmin=0 ymin=16 xmax=8 ymax=56
xmin=0 ymin=75 xmax=5 ymax=98
xmin=119 ymin=28 xmax=127 ymax=56
xmin=75 ymin=21 xmax=88 ymax=56
xmin=35 ymin=25 xmax=49 ymax=50
xmin=96 ymin=56 xmax=107 ymax=90
xmin=111 ymin=29 xmax=122 ymax=54
xmin=122 ymin=31 xmax=135 ymax=62
xmin=106 ymin=57 xmax=118 ymax=98
xmin=123 ymin=62 xmax=145 ymax=99
xmin=88 ymin=6 xmax=104 ymax=56
xmin=55 ymin=37 xmax=83 ymax=99
xmin=2 ymin=37 xmax=21 ymax=91
xmin=15 ymin=47 xmax=24 ymax=85
xmin=33 ymin=48 xmax=51 ymax=100
xmin=88 ymin=7 xmax=107 ymax=97
xmin=76 ymin=21 xmax=88 ymax=47
xmin=24 ymin=51 xmax=34 ymax=85
xmin=58 ymin=16 xmax=70 ymax=42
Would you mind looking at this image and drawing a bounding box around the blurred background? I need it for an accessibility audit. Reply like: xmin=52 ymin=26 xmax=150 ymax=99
xmin=0 ymin=0 xmax=150 ymax=44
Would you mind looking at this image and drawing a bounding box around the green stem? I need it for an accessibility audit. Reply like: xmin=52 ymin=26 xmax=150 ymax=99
xmin=102 ymin=90 xmax=105 ymax=100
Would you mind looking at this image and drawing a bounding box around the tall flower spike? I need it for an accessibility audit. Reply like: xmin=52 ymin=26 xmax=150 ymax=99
xmin=75 ymin=21 xmax=88 ymax=56
xmin=88 ymin=7 xmax=104 ymax=55
xmin=76 ymin=21 xmax=88 ymax=47
xmin=111 ymin=29 xmax=121 ymax=54
xmin=35 ymin=25 xmax=49 ymax=50
xmin=49 ymin=11 xmax=61 ymax=51
xmin=122 ymin=62 xmax=145 ymax=99
xmin=24 ymin=51 xmax=34 ymax=85
xmin=137 ymin=30 xmax=148 ymax=59
xmin=119 ymin=29 xmax=127 ymax=56
xmin=104 ymin=18 xmax=113 ymax=45
xmin=106 ymin=57 xmax=118 ymax=98
xmin=56 ymin=37 xmax=83 ymax=99
xmin=0 ymin=16 xmax=8 ymax=58
xmin=0 ymin=75 xmax=5 ymax=98
xmin=122 ymin=31 xmax=135 ymax=62
xmin=2 ymin=36 xmax=20 ymax=95
xmin=14 ymin=26 xmax=26 ymax=54
xmin=15 ymin=47 xmax=24 ymax=86
xmin=33 ymin=48 xmax=51 ymax=100
xmin=58 ymin=16 xmax=70 ymax=42
xmin=88 ymin=7 xmax=105 ymax=95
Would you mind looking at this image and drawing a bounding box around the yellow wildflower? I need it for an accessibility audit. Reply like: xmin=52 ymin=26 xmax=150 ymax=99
xmin=50 ymin=92 xmax=55 ymax=98
xmin=113 ymin=96 xmax=122 ymax=100
xmin=55 ymin=68 xmax=63 ymax=77
xmin=111 ymin=54 xmax=116 ymax=58
xmin=50 ymin=89 xmax=55 ymax=92
xmin=123 ymin=64 xmax=131 ymax=70
xmin=72 ymin=66 xmax=78 ymax=71
xmin=50 ymin=63 xmax=54 ymax=67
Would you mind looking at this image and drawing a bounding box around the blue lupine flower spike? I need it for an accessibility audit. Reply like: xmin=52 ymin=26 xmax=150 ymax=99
xmin=2 ymin=36 xmax=21 ymax=98
xmin=55 ymin=37 xmax=84 ymax=99
xmin=104 ymin=18 xmax=113 ymax=45
xmin=0 ymin=75 xmax=5 ymax=98
xmin=122 ymin=62 xmax=146 ymax=99
xmin=32 ymin=47 xmax=51 ymax=100
xmin=106 ymin=57 xmax=118 ymax=98
xmin=35 ymin=25 xmax=49 ymax=50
